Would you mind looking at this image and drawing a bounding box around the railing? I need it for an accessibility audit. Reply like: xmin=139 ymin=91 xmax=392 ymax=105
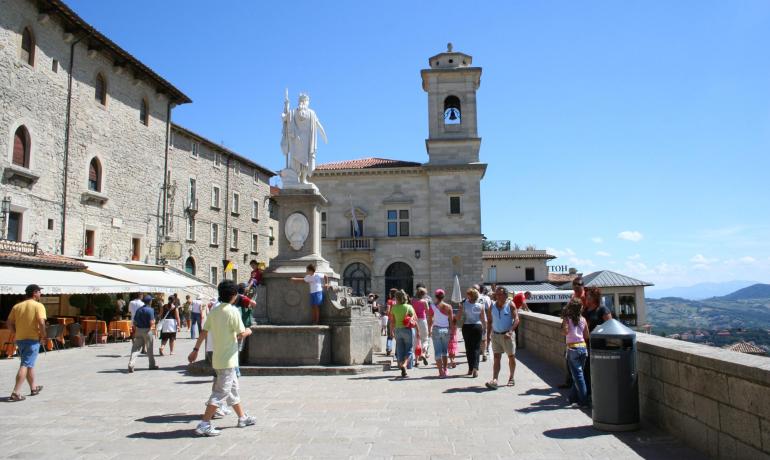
xmin=338 ymin=237 xmax=374 ymax=251
xmin=0 ymin=238 xmax=38 ymax=255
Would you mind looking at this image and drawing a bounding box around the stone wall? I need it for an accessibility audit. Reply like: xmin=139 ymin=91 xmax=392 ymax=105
xmin=518 ymin=311 xmax=770 ymax=459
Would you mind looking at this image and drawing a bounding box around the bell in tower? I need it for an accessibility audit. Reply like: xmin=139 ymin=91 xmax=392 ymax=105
xmin=420 ymin=45 xmax=482 ymax=165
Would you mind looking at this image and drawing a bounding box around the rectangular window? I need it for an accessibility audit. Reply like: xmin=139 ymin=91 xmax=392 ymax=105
xmin=252 ymin=200 xmax=259 ymax=220
xmin=169 ymin=131 xmax=175 ymax=148
xmin=186 ymin=216 xmax=195 ymax=241
xmin=210 ymin=266 xmax=218 ymax=284
xmin=189 ymin=178 xmax=197 ymax=204
xmin=231 ymin=228 xmax=238 ymax=249
xmin=7 ymin=212 xmax=22 ymax=242
xmin=253 ymin=169 xmax=259 ymax=184
xmin=210 ymin=223 xmax=219 ymax=245
xmin=215 ymin=153 xmax=222 ymax=168
xmin=191 ymin=142 xmax=199 ymax=158
xmin=47 ymin=219 xmax=54 ymax=230
xmin=387 ymin=210 xmax=410 ymax=237
xmin=321 ymin=212 xmax=327 ymax=239
xmin=525 ymin=267 xmax=535 ymax=281
xmin=211 ymin=186 xmax=220 ymax=209
xmin=52 ymin=59 xmax=58 ymax=73
xmin=487 ymin=266 xmax=497 ymax=283
xmin=231 ymin=268 xmax=238 ymax=282
xmin=251 ymin=233 xmax=258 ymax=253
xmin=131 ymin=238 xmax=141 ymax=261
xmin=233 ymin=160 xmax=240 ymax=176
xmin=449 ymin=196 xmax=461 ymax=215
xmin=269 ymin=227 xmax=275 ymax=246
xmin=84 ymin=229 xmax=95 ymax=256
xmin=349 ymin=219 xmax=364 ymax=237
xmin=231 ymin=192 xmax=240 ymax=215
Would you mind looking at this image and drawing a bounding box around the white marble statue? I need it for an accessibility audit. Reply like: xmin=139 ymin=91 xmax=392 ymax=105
xmin=280 ymin=91 xmax=327 ymax=187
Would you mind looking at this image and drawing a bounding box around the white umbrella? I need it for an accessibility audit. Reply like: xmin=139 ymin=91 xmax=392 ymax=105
xmin=450 ymin=275 xmax=462 ymax=303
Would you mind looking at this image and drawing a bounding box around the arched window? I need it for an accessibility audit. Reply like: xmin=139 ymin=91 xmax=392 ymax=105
xmin=443 ymin=95 xmax=461 ymax=125
xmin=139 ymin=98 xmax=149 ymax=125
xmin=185 ymin=256 xmax=196 ymax=276
xmin=88 ymin=157 xmax=102 ymax=192
xmin=385 ymin=262 xmax=414 ymax=298
xmin=12 ymin=126 xmax=30 ymax=168
xmin=343 ymin=263 xmax=371 ymax=297
xmin=21 ymin=27 xmax=35 ymax=66
xmin=95 ymin=73 xmax=107 ymax=105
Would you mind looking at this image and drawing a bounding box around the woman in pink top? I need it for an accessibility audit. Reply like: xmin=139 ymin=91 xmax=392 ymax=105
xmin=561 ymin=298 xmax=590 ymax=408
xmin=410 ymin=287 xmax=430 ymax=366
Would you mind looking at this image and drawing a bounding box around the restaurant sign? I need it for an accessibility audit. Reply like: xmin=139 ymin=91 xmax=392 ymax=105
xmin=160 ymin=241 xmax=183 ymax=260
xmin=526 ymin=290 xmax=573 ymax=304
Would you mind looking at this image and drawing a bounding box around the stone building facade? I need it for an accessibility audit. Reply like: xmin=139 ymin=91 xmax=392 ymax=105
xmin=0 ymin=0 xmax=274 ymax=286
xmin=312 ymin=46 xmax=486 ymax=298
xmin=166 ymin=124 xmax=274 ymax=284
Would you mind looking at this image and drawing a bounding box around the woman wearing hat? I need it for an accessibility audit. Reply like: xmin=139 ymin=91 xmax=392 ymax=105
xmin=428 ymin=289 xmax=454 ymax=378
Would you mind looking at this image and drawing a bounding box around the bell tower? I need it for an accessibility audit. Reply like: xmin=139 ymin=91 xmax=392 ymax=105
xmin=421 ymin=43 xmax=482 ymax=165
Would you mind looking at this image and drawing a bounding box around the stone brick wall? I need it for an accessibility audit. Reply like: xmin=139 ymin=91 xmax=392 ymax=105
xmin=166 ymin=126 xmax=273 ymax=284
xmin=518 ymin=311 xmax=770 ymax=459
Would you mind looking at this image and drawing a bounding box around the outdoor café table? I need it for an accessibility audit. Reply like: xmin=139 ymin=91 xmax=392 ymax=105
xmin=55 ymin=317 xmax=75 ymax=337
xmin=108 ymin=320 xmax=132 ymax=341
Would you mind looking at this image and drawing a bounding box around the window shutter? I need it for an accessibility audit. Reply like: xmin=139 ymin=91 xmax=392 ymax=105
xmin=13 ymin=127 xmax=27 ymax=167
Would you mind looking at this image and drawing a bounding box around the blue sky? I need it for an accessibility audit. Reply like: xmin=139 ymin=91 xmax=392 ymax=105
xmin=68 ymin=0 xmax=770 ymax=290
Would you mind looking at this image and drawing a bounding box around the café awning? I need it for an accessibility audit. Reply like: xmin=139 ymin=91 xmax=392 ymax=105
xmin=83 ymin=261 xmax=215 ymax=297
xmin=0 ymin=265 xmax=136 ymax=295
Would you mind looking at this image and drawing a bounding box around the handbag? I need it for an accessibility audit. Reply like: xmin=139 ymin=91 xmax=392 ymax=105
xmin=156 ymin=308 xmax=173 ymax=337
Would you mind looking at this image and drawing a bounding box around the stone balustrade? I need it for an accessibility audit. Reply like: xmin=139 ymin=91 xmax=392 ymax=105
xmin=518 ymin=311 xmax=770 ymax=459
xmin=337 ymin=237 xmax=374 ymax=251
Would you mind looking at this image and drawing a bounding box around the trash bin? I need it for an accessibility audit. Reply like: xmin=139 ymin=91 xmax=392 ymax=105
xmin=590 ymin=319 xmax=639 ymax=431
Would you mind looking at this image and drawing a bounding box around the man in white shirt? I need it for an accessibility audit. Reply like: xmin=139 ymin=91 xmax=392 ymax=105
xmin=475 ymin=284 xmax=493 ymax=362
xmin=190 ymin=295 xmax=205 ymax=339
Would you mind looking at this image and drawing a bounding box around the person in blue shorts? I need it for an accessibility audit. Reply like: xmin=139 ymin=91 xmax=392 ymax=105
xmin=290 ymin=264 xmax=329 ymax=325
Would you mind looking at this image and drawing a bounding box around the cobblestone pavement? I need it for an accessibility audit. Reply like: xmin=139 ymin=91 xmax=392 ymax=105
xmin=0 ymin=334 xmax=704 ymax=460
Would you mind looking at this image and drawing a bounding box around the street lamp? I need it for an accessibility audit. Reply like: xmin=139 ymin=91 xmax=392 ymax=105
xmin=0 ymin=196 xmax=10 ymax=240
xmin=414 ymin=249 xmax=421 ymax=259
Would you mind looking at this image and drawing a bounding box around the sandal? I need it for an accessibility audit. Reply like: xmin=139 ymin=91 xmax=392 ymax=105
xmin=9 ymin=393 xmax=26 ymax=402
xmin=30 ymin=386 xmax=43 ymax=396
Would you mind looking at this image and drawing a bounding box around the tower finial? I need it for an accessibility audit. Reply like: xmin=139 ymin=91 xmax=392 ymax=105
xmin=447 ymin=42 xmax=453 ymax=52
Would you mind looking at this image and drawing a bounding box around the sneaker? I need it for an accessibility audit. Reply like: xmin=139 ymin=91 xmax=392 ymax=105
xmin=127 ymin=366 xmax=134 ymax=373
xmin=237 ymin=415 xmax=257 ymax=427
xmin=422 ymin=356 xmax=428 ymax=366
xmin=194 ymin=422 xmax=220 ymax=437
xmin=485 ymin=380 xmax=498 ymax=390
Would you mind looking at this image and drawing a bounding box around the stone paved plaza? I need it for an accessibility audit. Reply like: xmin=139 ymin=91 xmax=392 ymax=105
xmin=0 ymin=336 xmax=704 ymax=460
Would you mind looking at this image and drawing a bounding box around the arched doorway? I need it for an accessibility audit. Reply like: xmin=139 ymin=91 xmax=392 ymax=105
xmin=343 ymin=262 xmax=371 ymax=296
xmin=185 ymin=256 xmax=196 ymax=276
xmin=385 ymin=262 xmax=413 ymax=298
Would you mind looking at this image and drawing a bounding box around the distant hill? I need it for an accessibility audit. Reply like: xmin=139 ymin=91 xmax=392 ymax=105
xmin=716 ymin=284 xmax=770 ymax=301
xmin=646 ymin=280 xmax=759 ymax=300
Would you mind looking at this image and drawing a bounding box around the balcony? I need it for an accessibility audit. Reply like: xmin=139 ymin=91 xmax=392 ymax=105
xmin=337 ymin=237 xmax=374 ymax=251
xmin=185 ymin=198 xmax=199 ymax=216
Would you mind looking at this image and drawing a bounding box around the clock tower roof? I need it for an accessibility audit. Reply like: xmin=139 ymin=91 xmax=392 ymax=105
xmin=428 ymin=43 xmax=473 ymax=69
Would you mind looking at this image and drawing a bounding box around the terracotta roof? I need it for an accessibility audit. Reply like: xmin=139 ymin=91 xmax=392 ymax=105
xmin=270 ymin=186 xmax=281 ymax=196
xmin=0 ymin=251 xmax=86 ymax=270
xmin=482 ymin=250 xmax=556 ymax=260
xmin=725 ymin=341 xmax=766 ymax=355
xmin=315 ymin=157 xmax=422 ymax=171
xmin=44 ymin=0 xmax=191 ymax=104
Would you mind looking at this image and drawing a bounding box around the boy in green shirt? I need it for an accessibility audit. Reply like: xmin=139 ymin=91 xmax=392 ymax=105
xmin=188 ymin=280 xmax=255 ymax=436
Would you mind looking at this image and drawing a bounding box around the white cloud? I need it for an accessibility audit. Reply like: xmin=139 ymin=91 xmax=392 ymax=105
xmin=690 ymin=254 xmax=718 ymax=265
xmin=546 ymin=247 xmax=575 ymax=258
xmin=591 ymin=237 xmax=603 ymax=244
xmin=739 ymin=256 xmax=756 ymax=264
xmin=618 ymin=231 xmax=644 ymax=242
xmin=628 ymin=254 xmax=641 ymax=260
xmin=569 ymin=257 xmax=594 ymax=268
xmin=596 ymin=251 xmax=611 ymax=257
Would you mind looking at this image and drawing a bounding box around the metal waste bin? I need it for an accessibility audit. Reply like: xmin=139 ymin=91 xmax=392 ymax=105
xmin=590 ymin=319 xmax=639 ymax=431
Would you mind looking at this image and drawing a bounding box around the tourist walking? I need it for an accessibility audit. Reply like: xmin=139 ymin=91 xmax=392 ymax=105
xmin=459 ymin=288 xmax=486 ymax=377
xmin=128 ymin=295 xmax=158 ymax=373
xmin=428 ymin=289 xmax=453 ymax=377
xmin=559 ymin=277 xmax=587 ymax=389
xmin=158 ymin=297 xmax=180 ymax=356
xmin=411 ymin=286 xmax=430 ymax=366
xmin=562 ymin=298 xmax=590 ymax=408
xmin=485 ymin=286 xmax=519 ymax=389
xmin=181 ymin=295 xmax=192 ymax=330
xmin=188 ymin=280 xmax=256 ymax=436
xmin=477 ymin=285 xmax=493 ymax=362
xmin=190 ymin=295 xmax=205 ymax=339
xmin=385 ymin=288 xmax=397 ymax=354
xmin=7 ymin=284 xmax=46 ymax=401
xmin=448 ymin=309 xmax=459 ymax=369
xmin=389 ymin=290 xmax=416 ymax=378
xmin=290 ymin=264 xmax=328 ymax=325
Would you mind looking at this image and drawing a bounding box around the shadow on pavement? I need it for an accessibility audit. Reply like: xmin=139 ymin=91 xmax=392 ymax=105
xmin=515 ymin=395 xmax=569 ymax=413
xmin=96 ymin=354 xmax=122 ymax=358
xmin=443 ymin=386 xmax=490 ymax=394
xmin=176 ymin=379 xmax=211 ymax=385
xmin=127 ymin=429 xmax=200 ymax=439
xmin=347 ymin=375 xmax=397 ymax=381
xmin=519 ymin=387 xmax=563 ymax=397
xmin=135 ymin=413 xmax=200 ymax=424
xmin=543 ymin=425 xmax=608 ymax=439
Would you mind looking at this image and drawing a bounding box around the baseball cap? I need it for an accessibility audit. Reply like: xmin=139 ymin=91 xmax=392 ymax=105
xmin=25 ymin=284 xmax=43 ymax=295
xmin=434 ymin=289 xmax=445 ymax=297
xmin=142 ymin=294 xmax=153 ymax=303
